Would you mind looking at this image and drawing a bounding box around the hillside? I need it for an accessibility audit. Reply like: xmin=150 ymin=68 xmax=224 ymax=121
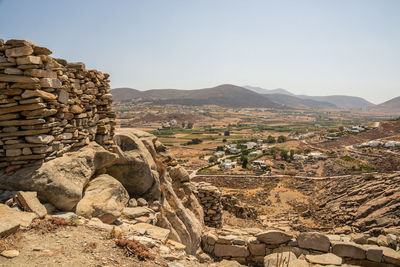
xmin=243 ymin=85 xmax=295 ymax=96
xmin=369 ymin=96 xmax=400 ymax=115
xmin=265 ymin=93 xmax=337 ymax=110
xmin=297 ymin=95 xmax=375 ymax=110
xmin=112 ymin=84 xmax=282 ymax=108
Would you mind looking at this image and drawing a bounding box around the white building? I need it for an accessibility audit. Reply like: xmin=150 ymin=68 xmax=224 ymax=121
xmin=245 ymin=142 xmax=258 ymax=149
xmin=214 ymin=151 xmax=225 ymax=158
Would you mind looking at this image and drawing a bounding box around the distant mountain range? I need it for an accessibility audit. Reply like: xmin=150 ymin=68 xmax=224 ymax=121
xmin=111 ymin=84 xmax=398 ymax=112
xmin=112 ymin=85 xmax=281 ymax=108
xmin=369 ymin=96 xmax=400 ymax=114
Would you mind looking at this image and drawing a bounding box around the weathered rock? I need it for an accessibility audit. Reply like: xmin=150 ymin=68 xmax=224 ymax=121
xmin=170 ymin=165 xmax=190 ymax=183
xmin=255 ymin=230 xmax=292 ymax=244
xmin=381 ymin=247 xmax=400 ymax=265
xmin=128 ymin=198 xmax=138 ymax=207
xmin=248 ymin=243 xmax=266 ymax=256
xmin=214 ymin=244 xmax=250 ymax=257
xmin=76 ymin=174 xmax=129 ymax=224
xmin=365 ymin=245 xmax=383 ymax=262
xmin=122 ymin=207 xmax=153 ymax=219
xmin=137 ymin=197 xmax=148 ymax=206
xmin=107 ymin=129 xmax=160 ymax=198
xmin=130 ymin=223 xmax=170 ymax=243
xmin=0 ymin=221 xmax=20 ymax=237
xmin=0 ymin=204 xmax=37 ymax=227
xmin=5 ymin=45 xmax=33 ymax=57
xmin=0 ymin=74 xmax=39 ymax=83
xmin=297 ymin=232 xmax=331 ymax=252
xmin=1 ymin=249 xmax=19 ymax=258
xmin=305 ymin=253 xmax=342 ymax=265
xmin=16 ymin=191 xmax=47 ymax=218
xmin=331 ymin=241 xmax=366 ymax=259
xmin=0 ymin=143 xmax=118 ymax=210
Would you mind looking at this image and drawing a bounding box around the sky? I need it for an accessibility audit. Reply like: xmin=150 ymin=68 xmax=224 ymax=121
xmin=1 ymin=0 xmax=399 ymax=104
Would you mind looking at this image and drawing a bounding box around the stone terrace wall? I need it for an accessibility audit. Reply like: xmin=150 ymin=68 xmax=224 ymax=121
xmin=0 ymin=39 xmax=115 ymax=171
xmin=202 ymin=227 xmax=400 ymax=266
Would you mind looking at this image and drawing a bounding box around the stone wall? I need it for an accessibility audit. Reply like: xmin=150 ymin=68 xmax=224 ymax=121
xmin=192 ymin=182 xmax=223 ymax=228
xmin=202 ymin=227 xmax=400 ymax=266
xmin=0 ymin=39 xmax=115 ymax=171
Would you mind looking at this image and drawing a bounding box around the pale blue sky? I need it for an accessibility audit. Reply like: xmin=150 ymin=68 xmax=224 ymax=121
xmin=1 ymin=0 xmax=399 ymax=104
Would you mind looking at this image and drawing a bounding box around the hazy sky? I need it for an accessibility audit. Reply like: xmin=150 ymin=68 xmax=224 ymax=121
xmin=1 ymin=0 xmax=399 ymax=104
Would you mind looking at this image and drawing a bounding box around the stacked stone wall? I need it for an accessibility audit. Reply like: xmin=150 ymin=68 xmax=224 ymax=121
xmin=192 ymin=182 xmax=222 ymax=228
xmin=0 ymin=39 xmax=115 ymax=171
xmin=202 ymin=227 xmax=400 ymax=266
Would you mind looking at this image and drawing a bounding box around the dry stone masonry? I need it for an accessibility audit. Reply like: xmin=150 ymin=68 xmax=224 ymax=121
xmin=202 ymin=227 xmax=400 ymax=266
xmin=0 ymin=39 xmax=115 ymax=171
xmin=193 ymin=182 xmax=223 ymax=228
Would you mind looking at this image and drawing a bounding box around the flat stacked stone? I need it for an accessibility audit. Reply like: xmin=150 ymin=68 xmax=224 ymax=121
xmin=193 ymin=182 xmax=223 ymax=227
xmin=0 ymin=39 xmax=115 ymax=171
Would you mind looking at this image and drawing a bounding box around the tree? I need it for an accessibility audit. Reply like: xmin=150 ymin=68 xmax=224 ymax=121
xmin=224 ymin=131 xmax=230 ymax=136
xmin=277 ymin=135 xmax=286 ymax=143
xmin=208 ymin=156 xmax=217 ymax=163
xmin=216 ymin=146 xmax=224 ymax=151
xmin=240 ymin=155 xmax=248 ymax=169
xmin=280 ymin=149 xmax=289 ymax=161
xmin=266 ymin=135 xmax=276 ymax=144
xmin=187 ymin=122 xmax=193 ymax=129
xmin=222 ymin=139 xmax=227 ymax=143
xmin=339 ymin=126 xmax=344 ymax=132
xmin=181 ymin=122 xmax=185 ymax=128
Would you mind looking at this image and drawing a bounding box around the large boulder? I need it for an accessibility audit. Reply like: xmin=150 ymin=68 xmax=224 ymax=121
xmin=107 ymin=129 xmax=161 ymax=199
xmin=76 ymin=174 xmax=129 ymax=223
xmin=0 ymin=142 xmax=118 ymax=210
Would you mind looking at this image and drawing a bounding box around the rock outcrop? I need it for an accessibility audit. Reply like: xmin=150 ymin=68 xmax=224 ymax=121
xmin=314 ymin=173 xmax=400 ymax=232
xmin=76 ymin=174 xmax=129 ymax=223
xmin=0 ymin=142 xmax=117 ymax=210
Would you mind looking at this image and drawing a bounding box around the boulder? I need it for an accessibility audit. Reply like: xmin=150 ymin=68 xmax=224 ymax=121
xmin=76 ymin=174 xmax=129 ymax=224
xmin=16 ymin=191 xmax=47 ymax=218
xmin=305 ymin=253 xmax=343 ymax=265
xmin=255 ymin=230 xmax=292 ymax=244
xmin=107 ymin=129 xmax=161 ymax=199
xmin=297 ymin=232 xmax=330 ymax=252
xmin=169 ymin=165 xmax=190 ymax=183
xmin=264 ymin=252 xmax=297 ymax=266
xmin=0 ymin=204 xmax=37 ymax=227
xmin=332 ymin=241 xmax=366 ymax=259
xmin=0 ymin=142 xmax=118 ymax=210
xmin=381 ymin=247 xmax=400 ymax=265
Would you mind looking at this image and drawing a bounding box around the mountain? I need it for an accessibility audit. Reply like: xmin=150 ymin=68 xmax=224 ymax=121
xmin=112 ymin=84 xmax=282 ymax=108
xmin=245 ymin=85 xmax=374 ymax=109
xmin=369 ymin=96 xmax=400 ymax=114
xmin=265 ymin=93 xmax=337 ymax=110
xmin=243 ymin=85 xmax=295 ymax=96
xmin=296 ymin=95 xmax=375 ymax=110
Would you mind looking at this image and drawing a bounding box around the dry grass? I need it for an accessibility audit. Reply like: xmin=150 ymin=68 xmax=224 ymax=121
xmin=30 ymin=217 xmax=77 ymax=233
xmin=115 ymin=239 xmax=155 ymax=261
